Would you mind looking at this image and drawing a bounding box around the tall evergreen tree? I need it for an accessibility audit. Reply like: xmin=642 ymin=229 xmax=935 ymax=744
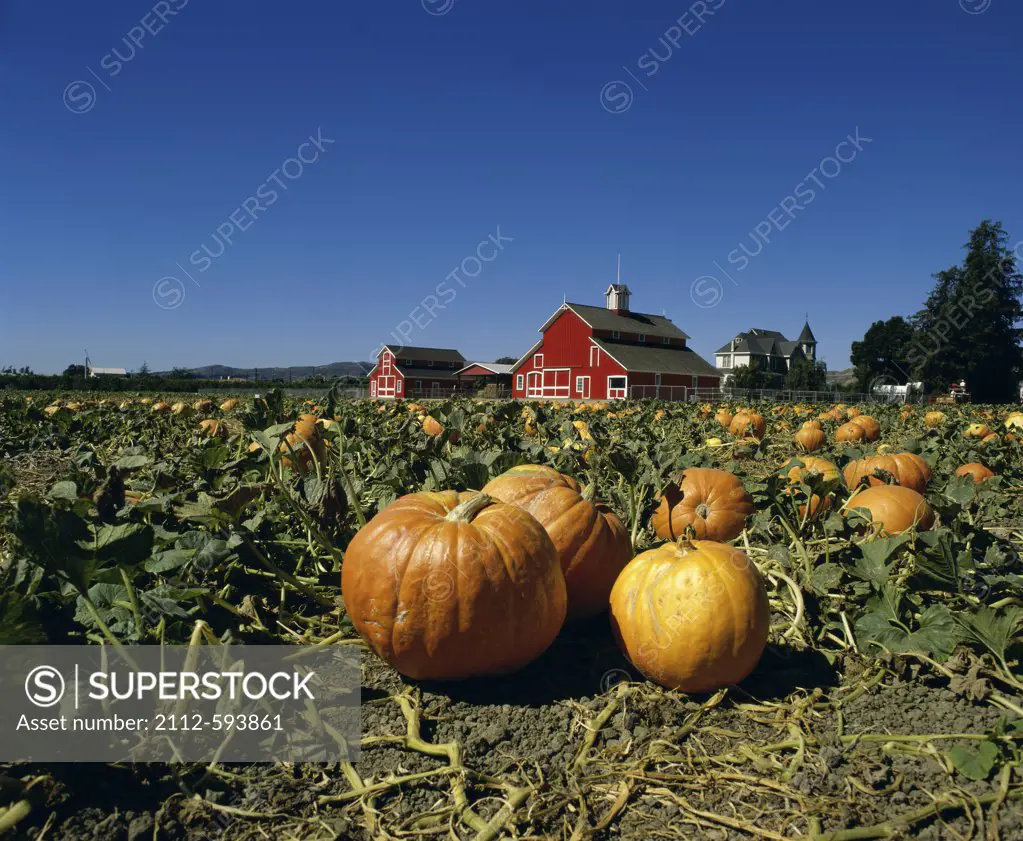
xmin=850 ymin=316 xmax=915 ymax=391
xmin=908 ymin=221 xmax=1023 ymax=402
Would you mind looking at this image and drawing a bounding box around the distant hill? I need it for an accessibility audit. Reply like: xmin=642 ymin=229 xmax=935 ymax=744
xmin=157 ymin=362 xmax=373 ymax=380
xmin=826 ymin=367 xmax=857 ymax=386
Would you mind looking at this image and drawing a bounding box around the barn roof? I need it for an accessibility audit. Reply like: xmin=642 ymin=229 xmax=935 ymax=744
xmin=592 ymin=340 xmax=720 ymax=377
xmin=396 ymin=366 xmax=461 ymax=381
xmin=381 ymin=346 xmax=466 ymax=364
xmin=456 ymin=362 xmax=514 ymax=375
xmin=88 ymin=367 xmax=127 ymax=376
xmin=542 ymin=303 xmax=690 ymax=340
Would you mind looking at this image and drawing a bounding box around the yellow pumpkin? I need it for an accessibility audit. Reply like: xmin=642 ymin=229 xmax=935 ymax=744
xmin=609 ymin=540 xmax=770 ymax=693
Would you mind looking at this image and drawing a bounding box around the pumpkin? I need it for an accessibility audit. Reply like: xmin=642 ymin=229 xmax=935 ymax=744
xmin=965 ymin=423 xmax=992 ymax=439
xmin=151 ymin=402 xmax=171 ymax=414
xmin=1004 ymin=413 xmax=1023 ymax=431
xmin=845 ymin=485 xmax=935 ymax=534
xmin=728 ymin=411 xmax=766 ymax=440
xmin=849 ymin=415 xmax=881 ymax=441
xmin=422 ymin=416 xmax=444 ymax=437
xmin=923 ymin=411 xmax=945 ymax=427
xmin=651 ymin=468 xmax=754 ymax=542
xmin=198 ymin=419 xmax=227 ymax=437
xmin=170 ymin=402 xmax=191 ymax=416
xmin=193 ymin=399 xmax=215 ymax=414
xmin=280 ymin=414 xmax=324 ymax=469
xmin=219 ymin=398 xmax=239 ymax=412
xmin=782 ymin=456 xmax=841 ymax=518
xmin=802 ymin=419 xmax=823 ymax=431
xmin=843 ymin=453 xmax=932 ymax=493
xmin=794 ymin=426 xmax=826 ymax=452
xmin=714 ymin=409 xmax=734 ymax=428
xmin=341 ymin=491 xmax=566 ymax=680
xmin=482 ymin=465 xmax=633 ymax=619
xmin=705 ymin=437 xmax=725 ymax=447
xmin=609 ymin=540 xmax=770 ymax=693
xmin=956 ymin=463 xmax=995 ymax=483
xmin=982 ymin=433 xmax=1001 ymax=446
xmin=835 ymin=422 xmax=866 ymax=443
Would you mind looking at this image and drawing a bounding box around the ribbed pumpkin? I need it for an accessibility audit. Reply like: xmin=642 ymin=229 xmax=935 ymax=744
xmin=794 ymin=426 xmax=826 ymax=452
xmin=835 ymin=422 xmax=866 ymax=443
xmin=965 ymin=423 xmax=993 ymax=439
xmin=956 ymin=463 xmax=995 ymax=483
xmin=923 ymin=411 xmax=945 ymax=427
xmin=715 ymin=409 xmax=734 ymax=428
xmin=843 ymin=453 xmax=932 ymax=493
xmin=728 ymin=411 xmax=766 ymax=440
xmin=651 ymin=468 xmax=754 ymax=542
xmin=845 ymin=485 xmax=935 ymax=534
xmin=849 ymin=415 xmax=881 ymax=442
xmin=609 ymin=540 xmax=770 ymax=693
xmin=341 ymin=491 xmax=566 ymax=680
xmin=482 ymin=465 xmax=633 ymax=619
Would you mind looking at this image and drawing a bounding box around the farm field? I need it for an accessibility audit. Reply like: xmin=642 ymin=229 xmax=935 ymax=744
xmin=2 ymin=391 xmax=1023 ymax=840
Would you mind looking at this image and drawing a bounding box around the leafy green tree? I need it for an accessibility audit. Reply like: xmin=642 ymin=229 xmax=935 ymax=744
xmin=850 ymin=317 xmax=915 ymax=391
xmin=785 ymin=357 xmax=828 ymax=391
xmin=908 ymin=220 xmax=1023 ymax=402
xmin=138 ymin=361 xmax=150 ymax=377
xmin=494 ymin=356 xmax=517 ymax=365
xmin=170 ymin=367 xmax=195 ymax=379
xmin=62 ymin=364 xmax=86 ymax=378
xmin=728 ymin=363 xmax=768 ymax=390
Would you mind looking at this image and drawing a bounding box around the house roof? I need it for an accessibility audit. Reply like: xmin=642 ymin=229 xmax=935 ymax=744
xmin=543 ymin=303 xmax=690 ymax=340
xmin=798 ymin=321 xmax=817 ymax=343
xmin=715 ymin=327 xmax=810 ymax=358
xmin=592 ymin=340 xmax=720 ymax=377
xmin=456 ymin=362 xmax=514 ymax=375
xmin=381 ymin=346 xmax=466 ymax=364
xmin=605 ymin=283 xmax=632 ymax=294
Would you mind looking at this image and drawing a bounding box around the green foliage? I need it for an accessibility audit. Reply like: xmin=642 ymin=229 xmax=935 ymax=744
xmin=728 ymin=363 xmax=769 ymax=390
xmin=784 ymin=357 xmax=828 ymax=391
xmin=850 ymin=316 xmax=915 ymax=390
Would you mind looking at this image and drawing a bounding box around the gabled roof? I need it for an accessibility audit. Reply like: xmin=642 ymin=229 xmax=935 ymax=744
xmin=509 ymin=339 xmax=543 ymax=374
xmin=605 ymin=283 xmax=632 ymax=294
xmin=715 ymin=327 xmax=810 ymax=358
xmin=380 ymin=346 xmax=466 ymax=364
xmin=542 ymin=303 xmax=689 ymax=340
xmin=456 ymin=362 xmax=514 ymax=375
xmin=798 ymin=321 xmax=817 ymax=343
xmin=592 ymin=340 xmax=720 ymax=377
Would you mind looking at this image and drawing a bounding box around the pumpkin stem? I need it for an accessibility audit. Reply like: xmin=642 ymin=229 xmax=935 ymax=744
xmin=446 ymin=493 xmax=495 ymax=523
xmin=581 ymin=482 xmax=597 ymax=502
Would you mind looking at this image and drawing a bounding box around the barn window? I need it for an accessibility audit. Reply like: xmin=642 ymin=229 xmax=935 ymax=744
xmin=609 ymin=377 xmax=626 ymax=389
xmin=638 ymin=334 xmax=646 ymax=343
xmin=415 ymin=380 xmax=422 ymax=389
xmin=589 ymin=346 xmax=598 ymax=366
xmin=663 ymin=337 xmax=671 ymax=345
xmin=516 ymin=374 xmax=524 ymax=390
xmin=396 ymin=380 xmax=403 ymax=393
xmin=534 ymin=353 xmax=544 ymax=368
xmin=612 ymin=330 xmax=620 ymax=340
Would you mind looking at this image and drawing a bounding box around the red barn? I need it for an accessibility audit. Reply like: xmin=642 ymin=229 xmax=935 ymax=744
xmin=510 ymin=285 xmax=721 ymax=401
xmin=368 ymin=345 xmax=466 ymax=399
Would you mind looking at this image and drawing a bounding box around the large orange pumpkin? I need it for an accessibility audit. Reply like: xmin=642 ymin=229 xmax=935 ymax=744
xmin=956 ymin=463 xmax=995 ymax=483
xmin=728 ymin=411 xmax=766 ymax=440
xmin=794 ymin=426 xmax=826 ymax=452
xmin=849 ymin=415 xmax=881 ymax=441
xmin=845 ymin=485 xmax=935 ymax=534
xmin=715 ymin=409 xmax=734 ymax=428
xmin=220 ymin=398 xmax=239 ymax=412
xmin=341 ymin=491 xmax=566 ymax=679
xmin=782 ymin=456 xmax=841 ymax=518
xmin=609 ymin=540 xmax=770 ymax=693
xmin=843 ymin=453 xmax=932 ymax=493
xmin=482 ymin=466 xmax=633 ymax=619
xmin=835 ymin=422 xmax=867 ymax=443
xmin=651 ymin=468 xmax=754 ymax=542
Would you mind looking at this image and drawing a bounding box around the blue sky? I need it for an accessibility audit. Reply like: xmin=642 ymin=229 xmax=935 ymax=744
xmin=2 ymin=0 xmax=1021 ymax=374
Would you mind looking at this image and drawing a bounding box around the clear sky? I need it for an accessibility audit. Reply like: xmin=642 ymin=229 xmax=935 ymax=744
xmin=2 ymin=0 xmax=1021 ymax=374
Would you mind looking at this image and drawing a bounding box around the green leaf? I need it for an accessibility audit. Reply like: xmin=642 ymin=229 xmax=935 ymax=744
xmin=852 ymin=537 xmax=908 ymax=591
xmin=949 ymin=741 xmax=999 ymax=780
xmin=48 ymin=481 xmax=79 ymax=501
xmin=87 ymin=522 xmax=154 ymax=566
xmin=953 ymin=606 xmax=1023 ymax=662
xmin=114 ymin=454 xmax=152 ymax=471
xmin=811 ymin=563 xmax=844 ymax=594
xmin=144 ymin=549 xmax=194 ymax=573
